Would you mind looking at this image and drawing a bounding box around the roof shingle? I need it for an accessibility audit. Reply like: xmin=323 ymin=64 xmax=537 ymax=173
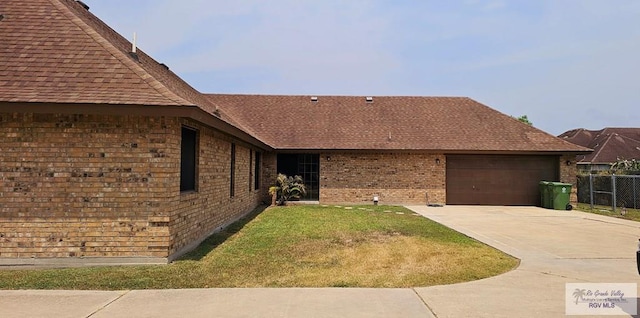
xmin=209 ymin=94 xmax=591 ymax=152
xmin=559 ymin=128 xmax=640 ymax=163
xmin=0 ymin=1 xmax=592 ymax=154
xmin=0 ymin=0 xmax=253 ymax=129
xmin=0 ymin=0 xmax=184 ymax=106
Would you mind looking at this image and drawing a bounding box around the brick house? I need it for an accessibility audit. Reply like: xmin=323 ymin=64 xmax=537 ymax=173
xmin=0 ymin=0 xmax=590 ymax=265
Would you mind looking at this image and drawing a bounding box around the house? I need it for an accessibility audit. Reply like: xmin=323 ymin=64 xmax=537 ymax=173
xmin=208 ymin=94 xmax=590 ymax=206
xmin=0 ymin=0 xmax=270 ymax=265
xmin=559 ymin=128 xmax=640 ymax=172
xmin=0 ymin=0 xmax=590 ymax=265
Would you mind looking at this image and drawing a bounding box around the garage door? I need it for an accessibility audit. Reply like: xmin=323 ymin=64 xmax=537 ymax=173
xmin=446 ymin=155 xmax=559 ymax=205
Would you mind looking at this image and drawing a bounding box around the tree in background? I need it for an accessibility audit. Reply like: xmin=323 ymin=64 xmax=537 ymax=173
xmin=610 ymin=158 xmax=640 ymax=174
xmin=517 ymin=115 xmax=533 ymax=126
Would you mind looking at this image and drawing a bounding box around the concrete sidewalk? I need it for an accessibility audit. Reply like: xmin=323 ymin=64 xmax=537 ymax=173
xmin=0 ymin=288 xmax=434 ymax=318
xmin=1 ymin=206 xmax=639 ymax=317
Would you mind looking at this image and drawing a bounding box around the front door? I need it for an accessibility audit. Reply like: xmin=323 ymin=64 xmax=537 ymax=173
xmin=277 ymin=154 xmax=320 ymax=200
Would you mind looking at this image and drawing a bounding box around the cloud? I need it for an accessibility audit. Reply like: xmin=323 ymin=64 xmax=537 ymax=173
xmin=148 ymin=1 xmax=402 ymax=94
xmin=85 ymin=0 xmax=640 ymax=133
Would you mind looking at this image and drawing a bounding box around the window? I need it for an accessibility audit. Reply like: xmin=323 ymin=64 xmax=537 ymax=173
xmin=230 ymin=143 xmax=236 ymax=197
xmin=180 ymin=126 xmax=198 ymax=192
xmin=254 ymin=152 xmax=261 ymax=190
xmin=249 ymin=150 xmax=253 ymax=192
xmin=276 ymin=154 xmax=319 ymax=200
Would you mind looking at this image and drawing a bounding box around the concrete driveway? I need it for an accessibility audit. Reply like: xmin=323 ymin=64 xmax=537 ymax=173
xmin=1 ymin=206 xmax=639 ymax=318
xmin=407 ymin=205 xmax=640 ymax=317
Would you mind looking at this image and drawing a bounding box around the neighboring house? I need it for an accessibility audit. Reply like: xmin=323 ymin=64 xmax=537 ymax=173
xmin=0 ymin=0 xmax=590 ymax=265
xmin=559 ymin=128 xmax=640 ymax=172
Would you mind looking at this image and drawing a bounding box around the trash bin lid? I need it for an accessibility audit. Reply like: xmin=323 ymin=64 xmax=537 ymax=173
xmin=549 ymin=182 xmax=572 ymax=186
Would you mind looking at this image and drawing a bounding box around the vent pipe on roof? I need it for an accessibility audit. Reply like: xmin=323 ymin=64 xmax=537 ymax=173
xmin=75 ymin=0 xmax=90 ymax=10
xmin=0 ymin=14 xmax=4 ymax=22
xmin=132 ymin=32 xmax=137 ymax=53
xmin=129 ymin=32 xmax=139 ymax=61
xmin=365 ymin=96 xmax=373 ymax=103
xmin=311 ymin=96 xmax=318 ymax=102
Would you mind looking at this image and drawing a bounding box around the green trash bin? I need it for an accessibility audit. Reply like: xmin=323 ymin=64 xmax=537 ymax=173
xmin=549 ymin=182 xmax=573 ymax=210
xmin=538 ymin=181 xmax=552 ymax=208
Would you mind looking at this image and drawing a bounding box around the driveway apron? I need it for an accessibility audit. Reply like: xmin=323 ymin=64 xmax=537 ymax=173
xmin=407 ymin=205 xmax=640 ymax=318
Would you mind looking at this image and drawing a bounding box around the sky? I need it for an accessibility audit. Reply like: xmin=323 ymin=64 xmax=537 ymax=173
xmin=84 ymin=0 xmax=639 ymax=136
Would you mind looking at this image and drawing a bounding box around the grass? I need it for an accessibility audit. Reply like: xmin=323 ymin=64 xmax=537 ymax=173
xmin=0 ymin=205 xmax=518 ymax=290
xmin=576 ymin=203 xmax=640 ymax=222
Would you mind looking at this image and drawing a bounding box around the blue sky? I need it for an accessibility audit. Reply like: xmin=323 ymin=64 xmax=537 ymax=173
xmin=84 ymin=0 xmax=639 ymax=135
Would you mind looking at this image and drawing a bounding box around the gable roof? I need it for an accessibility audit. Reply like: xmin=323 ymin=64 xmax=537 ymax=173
xmin=0 ymin=0 xmax=267 ymax=147
xmin=559 ymin=128 xmax=640 ymax=164
xmin=0 ymin=1 xmax=591 ymax=154
xmin=0 ymin=0 xmax=188 ymax=106
xmin=208 ymin=94 xmax=591 ymax=153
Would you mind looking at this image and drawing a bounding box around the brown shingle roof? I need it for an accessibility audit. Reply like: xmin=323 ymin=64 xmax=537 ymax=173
xmin=0 ymin=1 xmax=592 ymax=154
xmin=0 ymin=0 xmax=245 ymax=128
xmin=559 ymin=128 xmax=640 ymax=163
xmin=209 ymin=94 xmax=591 ymax=152
xmin=0 ymin=0 xmax=255 ymax=139
xmin=0 ymin=0 xmax=182 ymax=105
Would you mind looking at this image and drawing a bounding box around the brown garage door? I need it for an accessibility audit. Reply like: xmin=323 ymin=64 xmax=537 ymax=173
xmin=446 ymin=155 xmax=559 ymax=205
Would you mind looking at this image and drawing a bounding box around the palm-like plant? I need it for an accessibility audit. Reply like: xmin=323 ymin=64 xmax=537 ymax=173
xmin=268 ymin=173 xmax=307 ymax=206
xmin=611 ymin=158 xmax=640 ymax=173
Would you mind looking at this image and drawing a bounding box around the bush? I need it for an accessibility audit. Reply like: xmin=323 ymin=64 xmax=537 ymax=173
xmin=268 ymin=173 xmax=306 ymax=205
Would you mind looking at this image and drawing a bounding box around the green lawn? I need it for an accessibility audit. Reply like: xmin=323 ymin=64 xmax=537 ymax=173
xmin=0 ymin=205 xmax=518 ymax=290
xmin=576 ymin=203 xmax=640 ymax=222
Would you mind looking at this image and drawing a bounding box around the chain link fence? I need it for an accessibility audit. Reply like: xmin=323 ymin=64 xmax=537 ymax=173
xmin=577 ymin=174 xmax=640 ymax=212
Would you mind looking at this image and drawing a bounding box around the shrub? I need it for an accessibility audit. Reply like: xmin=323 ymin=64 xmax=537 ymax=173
xmin=610 ymin=158 xmax=640 ymax=175
xmin=268 ymin=173 xmax=307 ymax=205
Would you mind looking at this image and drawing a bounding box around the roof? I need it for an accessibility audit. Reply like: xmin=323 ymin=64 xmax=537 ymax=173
xmin=0 ymin=0 xmax=187 ymax=106
xmin=0 ymin=1 xmax=591 ymax=154
xmin=0 ymin=0 xmax=257 ymax=143
xmin=559 ymin=128 xmax=640 ymax=164
xmin=208 ymin=94 xmax=591 ymax=153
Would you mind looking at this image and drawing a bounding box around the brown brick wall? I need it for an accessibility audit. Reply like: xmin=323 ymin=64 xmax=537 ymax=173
xmin=0 ymin=113 xmax=263 ymax=262
xmin=319 ymin=153 xmax=445 ymax=205
xmin=167 ymin=119 xmax=263 ymax=260
xmin=261 ymin=152 xmax=278 ymax=204
xmin=559 ymin=154 xmax=578 ymax=203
